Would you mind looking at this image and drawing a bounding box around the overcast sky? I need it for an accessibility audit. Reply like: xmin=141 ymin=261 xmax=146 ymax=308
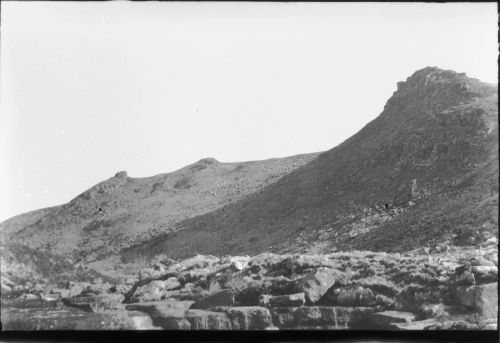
xmin=0 ymin=2 xmax=497 ymax=221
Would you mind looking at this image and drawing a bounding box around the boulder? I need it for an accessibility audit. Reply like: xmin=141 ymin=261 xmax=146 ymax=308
xmin=179 ymin=255 xmax=220 ymax=271
xmin=455 ymin=271 xmax=475 ymax=286
xmin=224 ymin=256 xmax=251 ymax=271
xmin=138 ymin=268 xmax=163 ymax=281
xmin=470 ymin=257 xmax=496 ymax=267
xmin=125 ymin=300 xmax=193 ymax=329
xmin=374 ymin=294 xmax=395 ymax=309
xmin=16 ymin=293 xmax=39 ymax=301
xmin=296 ymin=268 xmax=340 ymax=303
xmin=191 ymin=289 xmax=234 ymax=310
xmin=225 ymin=306 xmax=273 ymax=330
xmin=132 ymin=280 xmax=166 ymax=302
xmin=185 ymin=309 xmax=232 ymax=330
xmin=471 ymin=266 xmax=498 ymax=283
xmin=62 ymin=293 xmax=125 ymax=312
xmin=268 ymin=293 xmax=306 ymax=308
xmin=366 ymin=311 xmax=416 ymax=329
xmin=326 ymin=286 xmax=376 ymax=307
xmin=417 ymin=303 xmax=468 ymax=319
xmin=456 ymin=283 xmax=498 ymax=318
xmin=127 ymin=310 xmax=161 ymax=330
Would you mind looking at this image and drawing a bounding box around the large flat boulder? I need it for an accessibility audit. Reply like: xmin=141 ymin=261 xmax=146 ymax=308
xmin=190 ymin=289 xmax=235 ymax=309
xmin=270 ymin=306 xmax=373 ymax=329
xmin=185 ymin=309 xmax=232 ymax=330
xmin=224 ymin=306 xmax=273 ymax=330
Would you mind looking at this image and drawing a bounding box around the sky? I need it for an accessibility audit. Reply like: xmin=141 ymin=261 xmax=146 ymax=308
xmin=0 ymin=2 xmax=497 ymax=222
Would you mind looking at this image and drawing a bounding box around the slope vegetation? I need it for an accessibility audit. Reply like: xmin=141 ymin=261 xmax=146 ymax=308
xmin=125 ymin=67 xmax=498 ymax=260
xmin=0 ymin=154 xmax=319 ymax=261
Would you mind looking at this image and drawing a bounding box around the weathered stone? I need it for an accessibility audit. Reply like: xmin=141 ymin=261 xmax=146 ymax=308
xmin=268 ymin=293 xmax=306 ymax=307
xmin=226 ymin=256 xmax=251 ymax=271
xmin=455 ymin=271 xmax=475 ymax=286
xmin=179 ymin=255 xmax=220 ymax=271
xmin=185 ymin=309 xmax=232 ymax=330
xmin=270 ymin=306 xmax=373 ymax=329
xmin=374 ymin=294 xmax=395 ymax=309
xmin=470 ymin=257 xmax=496 ymax=267
xmin=471 ymin=266 xmax=498 ymax=283
xmin=258 ymin=294 xmax=272 ymax=307
xmin=16 ymin=293 xmax=39 ymax=301
xmin=456 ymin=283 xmax=498 ymax=318
xmin=133 ymin=279 xmax=181 ymax=302
xmin=62 ymin=293 xmax=125 ymax=312
xmin=125 ymin=300 xmax=193 ymax=329
xmin=296 ymin=268 xmax=339 ymax=303
xmin=1 ymin=307 xmax=135 ymax=330
xmin=366 ymin=311 xmax=416 ymax=329
xmin=127 ymin=310 xmax=161 ymax=330
xmin=387 ymin=318 xmax=474 ymax=330
xmin=164 ymin=277 xmax=182 ymax=290
xmin=225 ymin=306 xmax=273 ymax=330
xmin=327 ymin=286 xmax=376 ymax=307
xmin=138 ymin=268 xmax=163 ymax=281
xmin=191 ymin=289 xmax=234 ymax=310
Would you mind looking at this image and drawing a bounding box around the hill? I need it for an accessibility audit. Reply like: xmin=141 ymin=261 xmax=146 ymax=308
xmin=123 ymin=67 xmax=498 ymax=260
xmin=0 ymin=153 xmax=319 ymax=262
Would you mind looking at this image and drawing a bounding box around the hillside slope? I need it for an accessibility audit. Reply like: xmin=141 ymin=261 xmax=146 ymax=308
xmin=0 ymin=153 xmax=319 ymax=261
xmin=125 ymin=67 xmax=498 ymax=260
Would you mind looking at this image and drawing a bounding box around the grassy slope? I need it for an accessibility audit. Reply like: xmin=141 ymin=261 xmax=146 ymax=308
xmin=124 ymin=67 xmax=498 ymax=260
xmin=0 ymin=154 xmax=319 ymax=262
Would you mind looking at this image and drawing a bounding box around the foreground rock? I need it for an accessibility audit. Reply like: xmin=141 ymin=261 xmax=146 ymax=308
xmin=456 ymin=283 xmax=498 ymax=318
xmin=3 ymin=245 xmax=498 ymax=330
xmin=125 ymin=300 xmax=194 ymax=329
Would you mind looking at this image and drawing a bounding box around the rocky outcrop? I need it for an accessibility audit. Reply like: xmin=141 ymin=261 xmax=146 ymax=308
xmin=2 ymin=244 xmax=498 ymax=330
